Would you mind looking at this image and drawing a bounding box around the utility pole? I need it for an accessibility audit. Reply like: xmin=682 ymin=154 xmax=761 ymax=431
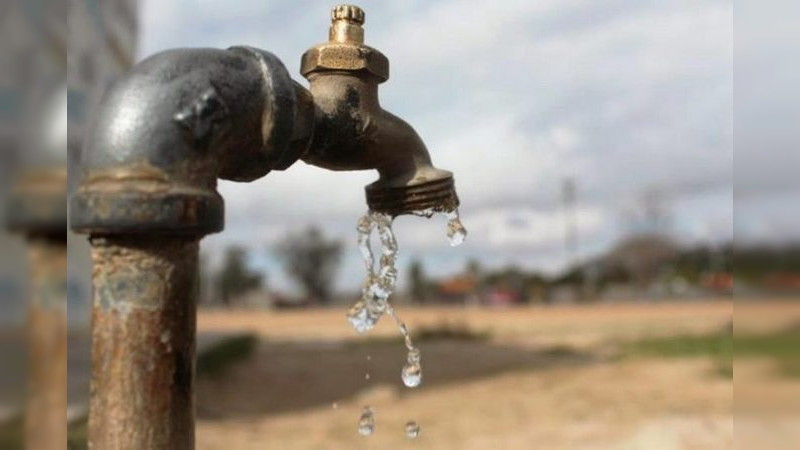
xmin=562 ymin=178 xmax=579 ymax=271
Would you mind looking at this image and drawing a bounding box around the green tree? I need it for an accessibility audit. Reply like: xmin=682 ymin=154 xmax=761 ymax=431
xmin=216 ymin=246 xmax=263 ymax=306
xmin=408 ymin=259 xmax=427 ymax=303
xmin=277 ymin=227 xmax=342 ymax=304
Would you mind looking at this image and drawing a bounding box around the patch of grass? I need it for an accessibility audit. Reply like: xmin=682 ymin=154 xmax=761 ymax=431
xmin=0 ymin=416 xmax=23 ymax=450
xmin=67 ymin=419 xmax=87 ymax=450
xmin=626 ymin=333 xmax=733 ymax=359
xmin=623 ymin=323 xmax=800 ymax=379
xmin=415 ymin=322 xmax=490 ymax=342
xmin=735 ymin=326 xmax=800 ymax=378
xmin=540 ymin=345 xmax=584 ymax=359
xmin=625 ymin=332 xmax=733 ymax=378
xmin=734 ymin=331 xmax=800 ymax=359
xmin=197 ymin=333 xmax=259 ymax=378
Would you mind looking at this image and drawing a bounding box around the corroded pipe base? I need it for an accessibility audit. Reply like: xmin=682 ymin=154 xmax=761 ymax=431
xmin=88 ymin=237 xmax=198 ymax=450
xmin=365 ymin=176 xmax=460 ymax=216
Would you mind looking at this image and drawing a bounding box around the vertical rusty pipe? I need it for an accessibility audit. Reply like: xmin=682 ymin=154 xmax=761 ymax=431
xmin=70 ymin=46 xmax=312 ymax=449
xmin=25 ymin=235 xmax=67 ymax=450
xmin=88 ymin=237 xmax=198 ymax=449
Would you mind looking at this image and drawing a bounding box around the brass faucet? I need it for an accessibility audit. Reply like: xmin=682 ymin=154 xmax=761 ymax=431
xmin=301 ymin=5 xmax=459 ymax=215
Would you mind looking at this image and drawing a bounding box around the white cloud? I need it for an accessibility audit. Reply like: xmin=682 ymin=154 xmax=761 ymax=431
xmin=136 ymin=0 xmax=735 ymax=293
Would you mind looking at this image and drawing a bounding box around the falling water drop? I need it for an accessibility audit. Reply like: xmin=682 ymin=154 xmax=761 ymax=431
xmin=405 ymin=421 xmax=420 ymax=439
xmin=365 ymin=372 xmax=371 ymax=380
xmin=349 ymin=208 xmax=467 ymax=433
xmin=401 ymin=362 xmax=422 ymax=388
xmin=358 ymin=406 xmax=375 ymax=436
xmin=445 ymin=209 xmax=467 ymax=247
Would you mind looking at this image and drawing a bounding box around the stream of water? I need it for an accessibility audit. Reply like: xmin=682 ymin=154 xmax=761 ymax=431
xmin=349 ymin=208 xmax=466 ymax=438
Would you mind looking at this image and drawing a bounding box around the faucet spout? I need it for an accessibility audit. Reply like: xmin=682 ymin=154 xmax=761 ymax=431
xmin=300 ymin=5 xmax=460 ymax=216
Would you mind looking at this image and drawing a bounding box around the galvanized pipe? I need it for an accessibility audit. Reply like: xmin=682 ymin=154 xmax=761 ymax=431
xmin=88 ymin=237 xmax=198 ymax=449
xmin=25 ymin=235 xmax=67 ymax=450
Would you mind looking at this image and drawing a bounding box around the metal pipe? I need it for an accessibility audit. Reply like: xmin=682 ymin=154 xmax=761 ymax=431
xmin=71 ymin=47 xmax=313 ymax=236
xmin=70 ymin=47 xmax=311 ymax=449
xmin=88 ymin=237 xmax=197 ymax=449
xmin=25 ymin=235 xmax=67 ymax=450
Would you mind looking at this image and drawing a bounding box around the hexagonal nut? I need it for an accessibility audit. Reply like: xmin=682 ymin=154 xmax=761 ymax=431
xmin=300 ymin=44 xmax=389 ymax=82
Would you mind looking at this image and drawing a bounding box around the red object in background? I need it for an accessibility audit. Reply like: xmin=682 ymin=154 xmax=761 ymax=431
xmin=486 ymin=289 xmax=517 ymax=306
xmin=763 ymin=273 xmax=800 ymax=291
xmin=701 ymin=273 xmax=733 ymax=293
xmin=438 ymin=276 xmax=477 ymax=296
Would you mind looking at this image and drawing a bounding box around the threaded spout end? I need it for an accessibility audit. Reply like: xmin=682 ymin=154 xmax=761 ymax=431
xmin=365 ymin=177 xmax=460 ymax=216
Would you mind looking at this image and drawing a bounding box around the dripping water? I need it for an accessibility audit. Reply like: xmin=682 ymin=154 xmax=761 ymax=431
xmin=405 ymin=421 xmax=420 ymax=439
xmin=358 ymin=406 xmax=375 ymax=436
xmin=347 ymin=208 xmax=466 ymax=435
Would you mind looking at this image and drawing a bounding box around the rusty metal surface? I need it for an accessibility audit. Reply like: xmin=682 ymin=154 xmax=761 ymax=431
xmin=88 ymin=237 xmax=198 ymax=450
xmin=70 ymin=47 xmax=311 ymax=236
xmin=25 ymin=236 xmax=67 ymax=450
xmin=366 ymin=177 xmax=459 ymax=215
xmin=300 ymin=5 xmax=460 ymax=216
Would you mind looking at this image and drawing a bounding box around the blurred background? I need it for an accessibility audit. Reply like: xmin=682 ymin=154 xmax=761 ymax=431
xmin=0 ymin=0 xmax=798 ymax=449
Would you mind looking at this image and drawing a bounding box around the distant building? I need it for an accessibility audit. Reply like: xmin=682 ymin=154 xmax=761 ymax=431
xmin=435 ymin=274 xmax=528 ymax=306
xmin=437 ymin=275 xmax=478 ymax=304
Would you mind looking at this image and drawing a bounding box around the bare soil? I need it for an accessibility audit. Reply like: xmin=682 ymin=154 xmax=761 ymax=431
xmin=191 ymin=301 xmax=794 ymax=449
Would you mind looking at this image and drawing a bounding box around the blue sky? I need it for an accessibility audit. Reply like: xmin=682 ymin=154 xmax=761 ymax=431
xmin=138 ymin=0 xmax=735 ymax=294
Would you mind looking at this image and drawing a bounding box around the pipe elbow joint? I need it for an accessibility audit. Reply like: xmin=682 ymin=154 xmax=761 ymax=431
xmin=70 ymin=47 xmax=313 ymax=237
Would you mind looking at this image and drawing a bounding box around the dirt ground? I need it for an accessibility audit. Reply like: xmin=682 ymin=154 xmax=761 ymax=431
xmin=192 ymin=301 xmax=796 ymax=449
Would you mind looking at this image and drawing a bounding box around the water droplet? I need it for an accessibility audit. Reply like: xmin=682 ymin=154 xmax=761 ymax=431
xmin=332 ymin=402 xmax=338 ymax=409
xmin=407 ymin=348 xmax=421 ymax=364
xmin=366 ymin=355 xmax=372 ymax=361
xmin=349 ymin=209 xmax=466 ymax=434
xmin=402 ymin=362 xmax=422 ymax=388
xmin=358 ymin=406 xmax=375 ymax=436
xmin=445 ymin=210 xmax=467 ymax=247
xmin=405 ymin=421 xmax=420 ymax=439
xmin=411 ymin=207 xmax=436 ymax=218
xmin=346 ymin=300 xmax=373 ymax=334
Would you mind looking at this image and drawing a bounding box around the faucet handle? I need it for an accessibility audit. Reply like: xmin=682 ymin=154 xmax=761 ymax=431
xmin=303 ymin=4 xmax=388 ymax=82
xmin=332 ymin=5 xmax=365 ymax=24
xmin=329 ymin=5 xmax=366 ymax=44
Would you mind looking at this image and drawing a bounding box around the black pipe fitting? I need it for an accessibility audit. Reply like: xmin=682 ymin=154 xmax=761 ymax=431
xmin=70 ymin=47 xmax=313 ymax=237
